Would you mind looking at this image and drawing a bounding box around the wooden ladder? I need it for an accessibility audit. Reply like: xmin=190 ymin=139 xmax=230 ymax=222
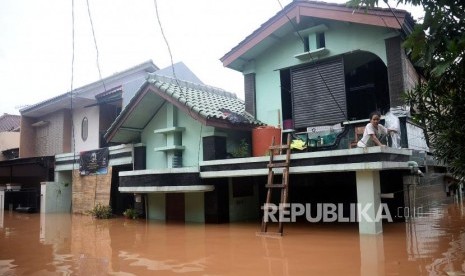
xmin=259 ymin=133 xmax=291 ymax=236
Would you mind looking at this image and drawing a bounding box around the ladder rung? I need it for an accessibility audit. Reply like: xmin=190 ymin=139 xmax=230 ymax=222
xmin=267 ymin=162 xmax=288 ymax=168
xmin=268 ymin=145 xmax=290 ymax=150
xmin=265 ymin=184 xmax=286 ymax=188
xmin=262 ymin=204 xmax=275 ymax=210
xmin=256 ymin=232 xmax=283 ymax=237
xmin=260 ymin=133 xmax=291 ymax=236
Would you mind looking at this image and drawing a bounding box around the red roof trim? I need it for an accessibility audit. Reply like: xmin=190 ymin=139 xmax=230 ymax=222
xmin=221 ymin=0 xmax=413 ymax=68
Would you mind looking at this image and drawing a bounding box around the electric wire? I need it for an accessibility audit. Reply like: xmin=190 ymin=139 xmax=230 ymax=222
xmin=152 ymin=0 xmax=201 ymax=167
xmin=86 ymin=0 xmax=107 ymax=92
xmin=153 ymin=0 xmax=180 ymax=85
xmin=383 ymin=0 xmax=412 ymax=35
xmin=152 ymin=0 xmax=208 ymax=123
xmin=70 ymin=0 xmax=77 ymax=171
xmin=276 ymin=0 xmax=347 ymax=120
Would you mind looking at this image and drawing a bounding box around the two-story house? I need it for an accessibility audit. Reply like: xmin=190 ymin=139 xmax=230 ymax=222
xmin=12 ymin=61 xmax=158 ymax=213
xmin=212 ymin=0 xmax=442 ymax=234
xmin=98 ymin=2 xmax=438 ymax=235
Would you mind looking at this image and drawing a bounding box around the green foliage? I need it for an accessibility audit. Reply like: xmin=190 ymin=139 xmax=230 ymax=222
xmin=88 ymin=203 xmax=113 ymax=219
xmin=349 ymin=0 xmax=465 ymax=178
xmin=123 ymin=208 xmax=139 ymax=219
xmin=231 ymin=139 xmax=250 ymax=158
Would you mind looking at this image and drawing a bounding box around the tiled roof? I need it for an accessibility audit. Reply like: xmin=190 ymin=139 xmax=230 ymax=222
xmin=147 ymin=73 xmax=263 ymax=126
xmin=105 ymin=74 xmax=264 ymax=143
xmin=0 ymin=114 xmax=21 ymax=132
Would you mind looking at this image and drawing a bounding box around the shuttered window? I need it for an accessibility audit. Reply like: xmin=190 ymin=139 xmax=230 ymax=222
xmin=385 ymin=36 xmax=404 ymax=107
xmin=244 ymin=73 xmax=256 ymax=117
xmin=291 ymin=57 xmax=347 ymax=128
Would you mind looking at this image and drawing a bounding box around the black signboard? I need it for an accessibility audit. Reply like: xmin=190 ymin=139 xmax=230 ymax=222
xmin=79 ymin=148 xmax=109 ymax=176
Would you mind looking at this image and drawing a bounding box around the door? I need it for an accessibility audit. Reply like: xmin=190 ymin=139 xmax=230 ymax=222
xmin=166 ymin=193 xmax=185 ymax=222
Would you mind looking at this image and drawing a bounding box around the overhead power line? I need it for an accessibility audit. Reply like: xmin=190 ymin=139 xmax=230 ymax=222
xmin=86 ymin=0 xmax=107 ymax=92
xmin=153 ymin=0 xmax=179 ymax=82
xmin=276 ymin=0 xmax=347 ymax=120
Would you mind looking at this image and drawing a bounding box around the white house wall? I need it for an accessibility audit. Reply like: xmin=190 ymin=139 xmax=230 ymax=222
xmin=73 ymin=106 xmax=100 ymax=152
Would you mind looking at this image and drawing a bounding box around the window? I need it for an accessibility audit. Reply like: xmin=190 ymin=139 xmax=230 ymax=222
xmin=81 ymin=117 xmax=88 ymax=141
xmin=294 ymin=24 xmax=329 ymax=60
xmin=316 ymin=32 xmax=325 ymax=48
xmin=308 ymin=32 xmax=325 ymax=50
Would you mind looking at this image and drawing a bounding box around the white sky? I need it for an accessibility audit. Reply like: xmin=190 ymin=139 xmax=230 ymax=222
xmin=0 ymin=0 xmax=424 ymax=115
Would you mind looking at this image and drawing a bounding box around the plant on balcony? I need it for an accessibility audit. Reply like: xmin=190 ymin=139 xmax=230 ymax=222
xmin=231 ymin=139 xmax=249 ymax=158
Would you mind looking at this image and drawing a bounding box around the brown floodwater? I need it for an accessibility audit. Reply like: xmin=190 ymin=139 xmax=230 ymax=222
xmin=1 ymin=201 xmax=465 ymax=275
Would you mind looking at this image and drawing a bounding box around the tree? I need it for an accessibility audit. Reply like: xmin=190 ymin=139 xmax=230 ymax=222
xmin=348 ymin=0 xmax=465 ymax=178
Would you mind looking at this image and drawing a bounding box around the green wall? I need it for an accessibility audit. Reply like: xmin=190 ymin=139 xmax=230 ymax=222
xmin=250 ymin=20 xmax=394 ymax=125
xmin=142 ymin=102 xmax=252 ymax=169
xmin=142 ymin=103 xmax=168 ymax=169
xmin=142 ymin=102 xmax=253 ymax=222
xmin=185 ymin=192 xmax=205 ymax=222
xmin=147 ymin=193 xmax=165 ymax=220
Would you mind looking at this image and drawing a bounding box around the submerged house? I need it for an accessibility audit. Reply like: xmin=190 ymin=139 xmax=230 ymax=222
xmin=104 ymin=74 xmax=263 ymax=222
xmin=212 ymin=0 xmax=438 ymax=234
xmin=7 ymin=61 xmax=158 ymax=213
xmin=221 ymin=0 xmax=419 ymax=130
xmin=102 ymin=1 xmax=444 ymax=235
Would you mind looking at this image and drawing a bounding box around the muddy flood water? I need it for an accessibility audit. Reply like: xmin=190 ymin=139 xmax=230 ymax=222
xmin=1 ymin=201 xmax=465 ymax=275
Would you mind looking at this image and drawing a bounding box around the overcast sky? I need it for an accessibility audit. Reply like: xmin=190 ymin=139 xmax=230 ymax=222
xmin=0 ymin=0 xmax=424 ymax=115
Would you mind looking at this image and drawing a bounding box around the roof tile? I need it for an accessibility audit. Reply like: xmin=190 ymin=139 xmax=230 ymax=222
xmin=147 ymin=73 xmax=263 ymax=126
xmin=0 ymin=114 xmax=21 ymax=132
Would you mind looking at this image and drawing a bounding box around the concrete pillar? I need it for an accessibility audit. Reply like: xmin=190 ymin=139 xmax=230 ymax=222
xmin=0 ymin=190 xmax=4 ymax=210
xmin=0 ymin=191 xmax=4 ymax=228
xmin=40 ymin=183 xmax=46 ymax=213
xmin=356 ymin=170 xmax=382 ymax=234
xmin=359 ymin=235 xmax=385 ymax=276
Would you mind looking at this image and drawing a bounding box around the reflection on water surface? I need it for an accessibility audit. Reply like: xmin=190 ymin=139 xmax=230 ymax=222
xmin=0 ymin=202 xmax=464 ymax=275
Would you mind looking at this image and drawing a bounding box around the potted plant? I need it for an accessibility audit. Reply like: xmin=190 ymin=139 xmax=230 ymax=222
xmin=231 ymin=139 xmax=250 ymax=158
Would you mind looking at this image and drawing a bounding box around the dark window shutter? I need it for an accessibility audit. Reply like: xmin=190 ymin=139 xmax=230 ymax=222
xmin=291 ymin=57 xmax=347 ymax=128
xmin=244 ymin=73 xmax=256 ymax=116
xmin=385 ymin=36 xmax=404 ymax=107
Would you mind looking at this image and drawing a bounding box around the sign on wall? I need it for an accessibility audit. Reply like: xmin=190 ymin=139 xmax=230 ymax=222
xmin=79 ymin=148 xmax=109 ymax=176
